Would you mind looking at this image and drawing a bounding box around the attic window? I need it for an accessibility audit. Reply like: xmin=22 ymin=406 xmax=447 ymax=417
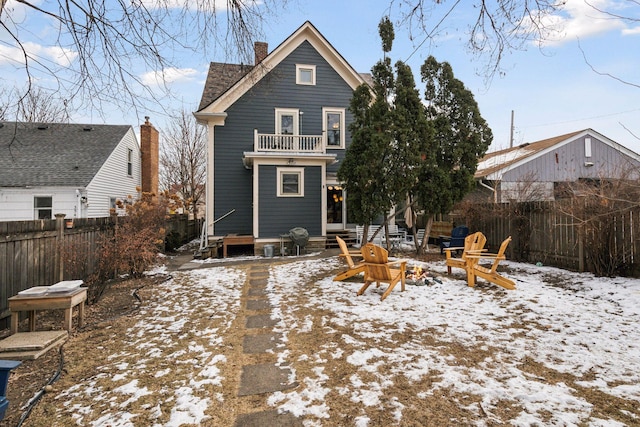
xmin=296 ymin=64 xmax=316 ymax=85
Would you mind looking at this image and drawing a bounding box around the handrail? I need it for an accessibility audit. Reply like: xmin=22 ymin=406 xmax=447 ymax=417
xmin=199 ymin=209 xmax=236 ymax=251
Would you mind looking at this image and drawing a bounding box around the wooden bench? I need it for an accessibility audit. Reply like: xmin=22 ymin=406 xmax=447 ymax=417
xmin=222 ymin=234 xmax=255 ymax=257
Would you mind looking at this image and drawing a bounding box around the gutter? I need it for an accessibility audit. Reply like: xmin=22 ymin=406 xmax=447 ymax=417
xmin=479 ymin=180 xmax=497 ymax=203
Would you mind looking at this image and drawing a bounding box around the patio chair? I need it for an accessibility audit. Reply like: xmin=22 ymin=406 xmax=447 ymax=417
xmin=440 ymin=225 xmax=469 ymax=254
xmin=358 ymin=243 xmax=407 ymax=301
xmin=444 ymin=231 xmax=486 ymax=275
xmin=334 ymin=236 xmax=365 ymax=281
xmin=465 ymin=236 xmax=516 ymax=290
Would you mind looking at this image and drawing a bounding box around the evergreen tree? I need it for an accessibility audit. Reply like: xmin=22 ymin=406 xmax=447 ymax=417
xmin=338 ymin=17 xmax=396 ymax=237
xmin=415 ymin=56 xmax=492 ymax=251
xmin=391 ymin=61 xmax=433 ymax=250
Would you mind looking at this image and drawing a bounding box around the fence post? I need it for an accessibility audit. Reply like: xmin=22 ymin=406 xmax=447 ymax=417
xmin=55 ymin=213 xmax=66 ymax=282
xmin=578 ymin=225 xmax=585 ymax=272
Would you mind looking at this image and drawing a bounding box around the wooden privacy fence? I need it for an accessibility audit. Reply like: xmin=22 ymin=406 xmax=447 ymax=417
xmin=464 ymin=201 xmax=640 ymax=277
xmin=0 ymin=214 xmax=201 ymax=331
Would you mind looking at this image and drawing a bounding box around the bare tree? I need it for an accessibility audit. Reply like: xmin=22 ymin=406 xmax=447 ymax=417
xmin=1 ymin=86 xmax=70 ymax=122
xmin=0 ymin=0 xmax=286 ymax=118
xmin=160 ymin=108 xmax=206 ymax=220
xmin=396 ymin=0 xmax=562 ymax=78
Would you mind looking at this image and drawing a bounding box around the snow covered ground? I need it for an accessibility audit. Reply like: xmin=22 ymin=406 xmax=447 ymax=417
xmin=46 ymin=253 xmax=640 ymax=426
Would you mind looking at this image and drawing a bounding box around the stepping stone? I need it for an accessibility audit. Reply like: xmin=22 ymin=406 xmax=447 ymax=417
xmin=233 ymin=409 xmax=302 ymax=427
xmin=246 ymin=314 xmax=278 ymax=329
xmin=249 ymin=278 xmax=268 ymax=286
xmin=247 ymin=287 xmax=268 ymax=297
xmin=0 ymin=331 xmax=68 ymax=360
xmin=246 ymin=299 xmax=271 ymax=311
xmin=238 ymin=363 xmax=297 ymax=396
xmin=243 ymin=333 xmax=281 ymax=354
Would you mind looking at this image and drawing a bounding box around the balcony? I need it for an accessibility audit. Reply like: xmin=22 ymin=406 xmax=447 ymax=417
xmin=254 ymin=130 xmax=324 ymax=153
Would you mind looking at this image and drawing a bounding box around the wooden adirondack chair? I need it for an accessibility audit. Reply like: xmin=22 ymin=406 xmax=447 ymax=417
xmin=358 ymin=243 xmax=407 ymax=301
xmin=465 ymin=236 xmax=516 ymax=290
xmin=444 ymin=231 xmax=487 ymax=275
xmin=334 ymin=236 xmax=365 ymax=281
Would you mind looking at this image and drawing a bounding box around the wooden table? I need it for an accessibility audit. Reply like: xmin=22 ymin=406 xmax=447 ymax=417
xmin=9 ymin=287 xmax=87 ymax=334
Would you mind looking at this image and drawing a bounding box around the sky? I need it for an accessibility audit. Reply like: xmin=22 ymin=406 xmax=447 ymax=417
xmin=1 ymin=0 xmax=639 ymax=154
xmin=33 ymin=251 xmax=640 ymax=425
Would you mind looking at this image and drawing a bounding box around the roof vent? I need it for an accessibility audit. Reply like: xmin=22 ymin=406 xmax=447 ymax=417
xmin=37 ymin=125 xmax=48 ymax=130
xmin=83 ymin=126 xmax=93 ymax=131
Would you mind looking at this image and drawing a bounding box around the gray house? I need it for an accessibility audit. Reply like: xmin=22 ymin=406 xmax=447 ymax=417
xmin=195 ymin=21 xmax=369 ymax=251
xmin=473 ymin=128 xmax=640 ymax=202
xmin=0 ymin=120 xmax=158 ymax=221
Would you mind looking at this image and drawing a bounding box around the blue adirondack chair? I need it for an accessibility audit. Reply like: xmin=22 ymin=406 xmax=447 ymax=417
xmin=440 ymin=225 xmax=470 ymax=255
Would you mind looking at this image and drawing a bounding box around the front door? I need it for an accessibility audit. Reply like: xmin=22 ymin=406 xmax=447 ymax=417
xmin=326 ymin=184 xmax=345 ymax=231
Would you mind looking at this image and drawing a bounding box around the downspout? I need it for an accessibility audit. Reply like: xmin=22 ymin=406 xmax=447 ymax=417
xmin=479 ymin=180 xmax=497 ymax=203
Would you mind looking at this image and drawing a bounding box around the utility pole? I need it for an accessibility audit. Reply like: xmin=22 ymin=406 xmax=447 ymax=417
xmin=510 ymin=110 xmax=515 ymax=148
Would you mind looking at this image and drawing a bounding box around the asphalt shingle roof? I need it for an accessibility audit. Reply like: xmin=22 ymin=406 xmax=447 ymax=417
xmin=475 ymin=129 xmax=586 ymax=179
xmin=0 ymin=122 xmax=132 ymax=187
xmin=198 ymin=62 xmax=254 ymax=111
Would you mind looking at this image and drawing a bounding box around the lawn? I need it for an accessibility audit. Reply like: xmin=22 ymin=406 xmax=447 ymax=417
xmin=9 ymin=252 xmax=640 ymax=426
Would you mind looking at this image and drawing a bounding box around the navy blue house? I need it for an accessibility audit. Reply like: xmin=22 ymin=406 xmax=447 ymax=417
xmin=195 ymin=21 xmax=370 ymax=253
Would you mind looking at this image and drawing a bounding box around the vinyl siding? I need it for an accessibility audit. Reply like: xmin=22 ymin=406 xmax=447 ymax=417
xmin=501 ymin=135 xmax=640 ymax=182
xmin=258 ymin=165 xmax=322 ymax=237
xmin=86 ymin=129 xmax=141 ymax=217
xmin=213 ymin=40 xmax=355 ymax=236
xmin=0 ymin=188 xmax=79 ymax=220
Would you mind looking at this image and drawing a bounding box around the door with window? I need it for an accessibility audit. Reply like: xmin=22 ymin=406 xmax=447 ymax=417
xmin=275 ymin=108 xmax=299 ymax=150
xmin=326 ymin=183 xmax=345 ymax=231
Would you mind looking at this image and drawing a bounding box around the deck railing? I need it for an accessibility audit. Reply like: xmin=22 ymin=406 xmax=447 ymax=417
xmin=254 ymin=130 xmax=324 ymax=153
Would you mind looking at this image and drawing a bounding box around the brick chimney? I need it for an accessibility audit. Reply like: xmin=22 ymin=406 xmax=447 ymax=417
xmin=254 ymin=41 xmax=268 ymax=65
xmin=140 ymin=116 xmax=159 ymax=197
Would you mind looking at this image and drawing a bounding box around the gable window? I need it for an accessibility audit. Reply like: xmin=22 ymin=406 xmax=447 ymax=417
xmin=275 ymin=108 xmax=299 ymax=135
xmin=34 ymin=196 xmax=52 ymax=219
xmin=296 ymin=64 xmax=316 ymax=85
xmin=277 ymin=167 xmax=304 ymax=197
xmin=323 ymin=108 xmax=345 ymax=148
xmin=127 ymin=148 xmax=133 ymax=176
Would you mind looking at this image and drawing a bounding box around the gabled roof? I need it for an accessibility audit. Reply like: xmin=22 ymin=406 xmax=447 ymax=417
xmin=195 ymin=21 xmax=368 ymax=116
xmin=475 ymin=128 xmax=640 ymax=181
xmin=0 ymin=122 xmax=133 ymax=187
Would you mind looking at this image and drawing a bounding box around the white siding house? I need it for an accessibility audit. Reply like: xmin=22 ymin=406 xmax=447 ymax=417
xmin=0 ymin=122 xmax=142 ymax=221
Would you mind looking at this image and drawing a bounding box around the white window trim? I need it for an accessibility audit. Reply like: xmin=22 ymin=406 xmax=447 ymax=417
xmin=323 ymin=107 xmax=346 ymax=149
xmin=127 ymin=148 xmax=133 ymax=176
xmin=277 ymin=167 xmax=304 ymax=197
xmin=34 ymin=195 xmax=53 ymax=219
xmin=296 ymin=64 xmax=316 ymax=85
xmin=585 ymin=137 xmax=592 ymax=158
xmin=275 ymin=108 xmax=299 ymax=135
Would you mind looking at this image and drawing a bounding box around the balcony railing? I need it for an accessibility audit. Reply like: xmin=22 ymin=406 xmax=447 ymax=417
xmin=254 ymin=130 xmax=324 ymax=153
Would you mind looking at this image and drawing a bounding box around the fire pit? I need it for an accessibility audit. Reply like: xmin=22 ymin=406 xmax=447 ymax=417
xmin=406 ymin=265 xmax=443 ymax=286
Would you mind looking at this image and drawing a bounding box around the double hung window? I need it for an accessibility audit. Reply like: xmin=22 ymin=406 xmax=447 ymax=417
xmin=323 ymin=108 xmax=345 ymax=148
xmin=34 ymin=196 xmax=52 ymax=219
xmin=277 ymin=167 xmax=304 ymax=197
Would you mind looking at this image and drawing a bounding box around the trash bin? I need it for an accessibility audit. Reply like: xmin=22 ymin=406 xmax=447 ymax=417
xmin=263 ymin=244 xmax=274 ymax=258
xmin=0 ymin=360 xmax=21 ymax=421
